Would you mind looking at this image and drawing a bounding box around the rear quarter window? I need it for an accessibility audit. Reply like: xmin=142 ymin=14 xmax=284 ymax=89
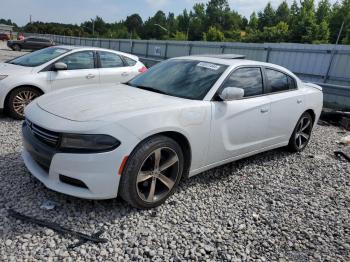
xmin=123 ymin=56 xmax=137 ymax=66
xmin=265 ymin=68 xmax=296 ymax=93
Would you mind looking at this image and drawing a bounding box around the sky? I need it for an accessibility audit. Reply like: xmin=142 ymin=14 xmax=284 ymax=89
xmin=0 ymin=0 xmax=339 ymax=26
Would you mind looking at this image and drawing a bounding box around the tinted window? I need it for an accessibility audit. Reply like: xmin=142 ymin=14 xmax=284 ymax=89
xmin=123 ymin=56 xmax=137 ymax=66
xmin=6 ymin=47 xmax=69 ymax=67
xmin=222 ymin=67 xmax=263 ymax=97
xmin=128 ymin=59 xmax=228 ymax=100
xmin=59 ymin=51 xmax=95 ymax=70
xmin=266 ymin=69 xmax=296 ymax=93
xmin=99 ymin=52 xmax=124 ymax=68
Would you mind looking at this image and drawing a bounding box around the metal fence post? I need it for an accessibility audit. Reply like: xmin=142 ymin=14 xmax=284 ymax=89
xmin=146 ymin=41 xmax=149 ymax=57
xmin=130 ymin=40 xmax=134 ymax=54
xmin=221 ymin=45 xmax=226 ymax=54
xmin=118 ymin=40 xmax=121 ymax=51
xmin=188 ymin=44 xmax=193 ymax=55
xmin=265 ymin=46 xmax=271 ymax=62
xmin=324 ymin=49 xmax=336 ymax=83
xmin=164 ymin=42 xmax=168 ymax=59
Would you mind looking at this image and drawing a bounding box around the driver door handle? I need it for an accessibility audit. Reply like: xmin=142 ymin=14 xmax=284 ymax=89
xmin=86 ymin=74 xmax=95 ymax=79
xmin=260 ymin=108 xmax=269 ymax=113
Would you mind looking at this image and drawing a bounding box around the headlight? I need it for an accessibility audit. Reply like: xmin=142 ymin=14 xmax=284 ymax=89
xmin=60 ymin=134 xmax=121 ymax=153
xmin=0 ymin=75 xmax=8 ymax=80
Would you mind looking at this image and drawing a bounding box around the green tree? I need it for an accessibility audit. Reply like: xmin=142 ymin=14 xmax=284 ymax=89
xmin=258 ymin=2 xmax=276 ymax=30
xmin=203 ymin=26 xmax=225 ymax=41
xmin=294 ymin=0 xmax=319 ymax=43
xmin=249 ymin=12 xmax=259 ymax=30
xmin=188 ymin=3 xmax=206 ymax=40
xmin=172 ymin=31 xmax=187 ymax=40
xmin=125 ymin=14 xmax=143 ymax=37
xmin=263 ymin=22 xmax=289 ymax=42
xmin=205 ymin=0 xmax=230 ymax=30
xmin=276 ymin=1 xmax=290 ymax=24
xmin=329 ymin=0 xmax=350 ymax=43
xmin=316 ymin=0 xmax=332 ymax=23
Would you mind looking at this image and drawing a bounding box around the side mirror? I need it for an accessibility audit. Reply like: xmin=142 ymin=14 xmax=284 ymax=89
xmin=54 ymin=62 xmax=68 ymax=71
xmin=219 ymin=87 xmax=244 ymax=101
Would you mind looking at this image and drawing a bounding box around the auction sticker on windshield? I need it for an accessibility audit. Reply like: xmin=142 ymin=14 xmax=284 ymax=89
xmin=197 ymin=62 xmax=221 ymax=70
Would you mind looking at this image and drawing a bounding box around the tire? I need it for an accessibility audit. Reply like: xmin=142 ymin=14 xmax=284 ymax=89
xmin=288 ymin=112 xmax=314 ymax=152
xmin=119 ymin=135 xmax=184 ymax=209
xmin=7 ymin=87 xmax=42 ymax=120
xmin=13 ymin=44 xmax=21 ymax=51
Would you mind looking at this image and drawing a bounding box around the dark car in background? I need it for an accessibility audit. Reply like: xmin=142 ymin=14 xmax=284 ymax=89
xmin=7 ymin=37 xmax=55 ymax=51
xmin=0 ymin=33 xmax=10 ymax=41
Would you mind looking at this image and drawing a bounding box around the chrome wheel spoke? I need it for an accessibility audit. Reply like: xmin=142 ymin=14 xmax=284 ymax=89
xmin=159 ymin=155 xmax=178 ymax=172
xmin=154 ymin=148 xmax=161 ymax=170
xmin=147 ymin=178 xmax=156 ymax=202
xmin=158 ymin=174 xmax=175 ymax=189
xmin=301 ymin=119 xmax=311 ymax=131
xmin=300 ymin=132 xmax=310 ymax=140
xmin=137 ymin=171 xmax=152 ymax=183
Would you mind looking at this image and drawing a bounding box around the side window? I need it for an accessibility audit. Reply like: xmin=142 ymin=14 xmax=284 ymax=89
xmin=59 ymin=51 xmax=95 ymax=70
xmin=222 ymin=67 xmax=263 ymax=97
xmin=99 ymin=52 xmax=124 ymax=68
xmin=122 ymin=56 xmax=137 ymax=66
xmin=266 ymin=68 xmax=296 ymax=93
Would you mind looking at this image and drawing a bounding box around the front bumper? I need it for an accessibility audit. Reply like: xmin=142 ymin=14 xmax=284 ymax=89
xmin=22 ymin=122 xmax=125 ymax=200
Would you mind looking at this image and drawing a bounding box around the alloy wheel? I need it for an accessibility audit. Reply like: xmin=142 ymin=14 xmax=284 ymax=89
xmin=295 ymin=116 xmax=312 ymax=149
xmin=12 ymin=90 xmax=39 ymax=117
xmin=136 ymin=147 xmax=180 ymax=203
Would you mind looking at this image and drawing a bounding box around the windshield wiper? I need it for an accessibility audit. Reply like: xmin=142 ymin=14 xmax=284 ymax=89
xmin=131 ymin=85 xmax=168 ymax=95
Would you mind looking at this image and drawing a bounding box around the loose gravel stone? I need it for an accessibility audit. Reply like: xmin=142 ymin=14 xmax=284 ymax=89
xmin=0 ymin=50 xmax=349 ymax=260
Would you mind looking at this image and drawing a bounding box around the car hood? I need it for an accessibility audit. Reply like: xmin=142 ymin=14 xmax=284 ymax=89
xmin=36 ymin=84 xmax=187 ymax=122
xmin=0 ymin=62 xmax=34 ymax=75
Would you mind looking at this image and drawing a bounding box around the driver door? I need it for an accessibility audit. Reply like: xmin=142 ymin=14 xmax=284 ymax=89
xmin=49 ymin=51 xmax=100 ymax=90
xmin=207 ymin=67 xmax=272 ymax=165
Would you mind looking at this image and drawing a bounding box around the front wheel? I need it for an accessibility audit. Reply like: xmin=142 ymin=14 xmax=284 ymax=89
xmin=288 ymin=112 xmax=314 ymax=152
xmin=7 ymin=87 xmax=42 ymax=119
xmin=119 ymin=136 xmax=184 ymax=209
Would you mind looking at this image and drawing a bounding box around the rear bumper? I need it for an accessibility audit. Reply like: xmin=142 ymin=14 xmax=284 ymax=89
xmin=22 ymin=123 xmax=124 ymax=200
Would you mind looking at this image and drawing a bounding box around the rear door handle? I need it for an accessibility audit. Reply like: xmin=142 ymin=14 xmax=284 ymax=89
xmin=86 ymin=74 xmax=95 ymax=79
xmin=121 ymin=72 xmax=129 ymax=77
xmin=260 ymin=108 xmax=269 ymax=113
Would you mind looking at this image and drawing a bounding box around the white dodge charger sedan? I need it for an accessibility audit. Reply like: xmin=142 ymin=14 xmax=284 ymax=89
xmin=0 ymin=46 xmax=146 ymax=119
xmin=22 ymin=55 xmax=323 ymax=208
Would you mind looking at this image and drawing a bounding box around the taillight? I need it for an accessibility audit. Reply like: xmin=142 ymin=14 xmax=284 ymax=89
xmin=138 ymin=66 xmax=148 ymax=73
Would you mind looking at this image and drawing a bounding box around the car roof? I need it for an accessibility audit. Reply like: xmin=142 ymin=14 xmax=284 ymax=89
xmin=54 ymin=45 xmax=139 ymax=60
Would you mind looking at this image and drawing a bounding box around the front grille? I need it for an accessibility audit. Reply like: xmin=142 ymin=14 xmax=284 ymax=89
xmin=25 ymin=119 xmax=60 ymax=147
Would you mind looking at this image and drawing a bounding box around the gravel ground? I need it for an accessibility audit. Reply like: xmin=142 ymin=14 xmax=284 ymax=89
xmin=0 ymin=114 xmax=349 ymax=261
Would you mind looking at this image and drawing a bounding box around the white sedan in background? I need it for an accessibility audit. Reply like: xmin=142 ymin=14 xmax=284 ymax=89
xmin=22 ymin=55 xmax=323 ymax=209
xmin=0 ymin=46 xmax=146 ymax=119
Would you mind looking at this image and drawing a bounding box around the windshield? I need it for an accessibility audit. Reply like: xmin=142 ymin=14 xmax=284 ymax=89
xmin=6 ymin=47 xmax=69 ymax=67
xmin=128 ymin=59 xmax=228 ymax=100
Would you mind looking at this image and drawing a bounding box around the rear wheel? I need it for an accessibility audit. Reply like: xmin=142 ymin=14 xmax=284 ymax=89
xmin=7 ymin=87 xmax=42 ymax=119
xmin=119 ymin=136 xmax=184 ymax=209
xmin=13 ymin=44 xmax=21 ymax=51
xmin=288 ymin=112 xmax=314 ymax=152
